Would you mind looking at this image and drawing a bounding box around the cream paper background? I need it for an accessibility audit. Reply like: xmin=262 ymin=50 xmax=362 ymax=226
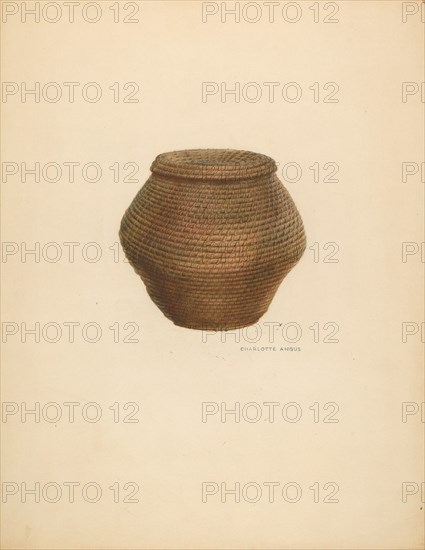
xmin=1 ymin=1 xmax=424 ymax=548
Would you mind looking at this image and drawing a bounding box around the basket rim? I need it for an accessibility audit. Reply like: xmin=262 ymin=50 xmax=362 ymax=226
xmin=150 ymin=149 xmax=277 ymax=181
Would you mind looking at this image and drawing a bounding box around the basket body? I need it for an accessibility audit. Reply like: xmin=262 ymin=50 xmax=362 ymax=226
xmin=119 ymin=149 xmax=306 ymax=330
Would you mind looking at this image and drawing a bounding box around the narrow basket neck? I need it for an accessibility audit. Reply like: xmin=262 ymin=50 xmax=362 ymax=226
xmin=150 ymin=149 xmax=277 ymax=181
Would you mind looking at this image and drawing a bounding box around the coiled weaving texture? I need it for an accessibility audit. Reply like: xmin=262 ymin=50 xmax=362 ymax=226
xmin=120 ymin=149 xmax=306 ymax=330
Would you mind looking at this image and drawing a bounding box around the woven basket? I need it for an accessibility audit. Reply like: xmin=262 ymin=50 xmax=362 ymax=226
xmin=119 ymin=149 xmax=306 ymax=330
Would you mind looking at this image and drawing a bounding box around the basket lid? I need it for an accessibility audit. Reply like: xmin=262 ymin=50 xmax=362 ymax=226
xmin=150 ymin=149 xmax=277 ymax=181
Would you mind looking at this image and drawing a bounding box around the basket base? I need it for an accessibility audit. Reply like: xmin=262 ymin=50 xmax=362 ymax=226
xmin=142 ymin=273 xmax=275 ymax=332
xmin=169 ymin=316 xmax=264 ymax=332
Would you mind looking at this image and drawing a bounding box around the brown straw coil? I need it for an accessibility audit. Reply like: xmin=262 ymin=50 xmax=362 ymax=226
xmin=119 ymin=149 xmax=306 ymax=330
